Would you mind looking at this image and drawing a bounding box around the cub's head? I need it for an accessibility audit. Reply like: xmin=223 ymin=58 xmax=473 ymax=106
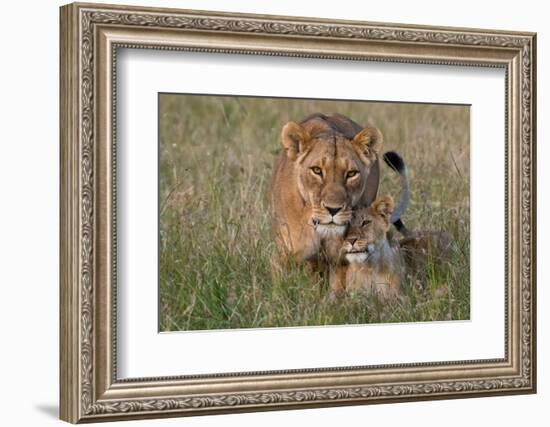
xmin=342 ymin=195 xmax=394 ymax=264
xmin=281 ymin=114 xmax=382 ymax=237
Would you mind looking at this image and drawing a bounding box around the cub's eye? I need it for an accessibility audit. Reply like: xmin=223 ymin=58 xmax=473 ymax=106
xmin=361 ymin=219 xmax=372 ymax=227
xmin=311 ymin=166 xmax=323 ymax=176
xmin=346 ymin=170 xmax=359 ymax=179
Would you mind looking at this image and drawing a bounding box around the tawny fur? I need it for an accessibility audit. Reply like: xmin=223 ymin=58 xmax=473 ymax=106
xmin=270 ymin=113 xmax=383 ymax=273
xmin=332 ymin=195 xmax=404 ymax=300
xmin=331 ymin=198 xmax=455 ymax=299
xmin=399 ymin=230 xmax=453 ymax=276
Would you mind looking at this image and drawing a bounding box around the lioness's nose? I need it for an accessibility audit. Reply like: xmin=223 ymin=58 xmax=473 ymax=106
xmin=326 ymin=206 xmax=342 ymax=216
xmin=349 ymin=238 xmax=357 ymax=246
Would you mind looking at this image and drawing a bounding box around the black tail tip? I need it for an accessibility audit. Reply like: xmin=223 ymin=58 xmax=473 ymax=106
xmin=393 ymin=218 xmax=405 ymax=229
xmin=383 ymin=151 xmax=406 ymax=173
xmin=393 ymin=218 xmax=412 ymax=237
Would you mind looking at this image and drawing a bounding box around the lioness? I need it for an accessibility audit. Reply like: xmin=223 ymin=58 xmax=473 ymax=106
xmin=270 ymin=113 xmax=382 ymax=268
xmin=336 ymin=195 xmax=404 ymax=300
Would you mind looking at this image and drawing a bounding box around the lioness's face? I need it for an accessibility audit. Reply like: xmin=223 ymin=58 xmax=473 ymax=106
xmin=303 ymin=136 xmax=367 ymax=236
xmin=281 ymin=121 xmax=382 ymax=238
xmin=342 ymin=196 xmax=394 ymax=264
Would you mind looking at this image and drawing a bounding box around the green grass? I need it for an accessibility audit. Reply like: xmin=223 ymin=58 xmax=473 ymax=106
xmin=159 ymin=94 xmax=470 ymax=331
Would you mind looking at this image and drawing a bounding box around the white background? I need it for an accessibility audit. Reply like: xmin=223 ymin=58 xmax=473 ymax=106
xmin=0 ymin=0 xmax=546 ymax=426
xmin=118 ymin=50 xmax=505 ymax=377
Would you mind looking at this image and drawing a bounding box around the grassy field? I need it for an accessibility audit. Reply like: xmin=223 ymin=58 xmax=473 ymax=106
xmin=159 ymin=94 xmax=470 ymax=331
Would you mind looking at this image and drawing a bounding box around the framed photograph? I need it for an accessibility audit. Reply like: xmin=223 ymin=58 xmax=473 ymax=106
xmin=60 ymin=2 xmax=537 ymax=423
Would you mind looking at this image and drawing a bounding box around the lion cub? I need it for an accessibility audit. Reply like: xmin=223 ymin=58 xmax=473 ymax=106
xmin=337 ymin=195 xmax=404 ymax=300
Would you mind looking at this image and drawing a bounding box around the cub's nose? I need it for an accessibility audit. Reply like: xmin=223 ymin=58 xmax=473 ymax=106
xmin=326 ymin=206 xmax=342 ymax=216
xmin=348 ymin=238 xmax=357 ymax=246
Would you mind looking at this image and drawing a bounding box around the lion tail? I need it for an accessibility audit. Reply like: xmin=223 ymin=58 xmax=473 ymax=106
xmin=383 ymin=151 xmax=412 ymax=237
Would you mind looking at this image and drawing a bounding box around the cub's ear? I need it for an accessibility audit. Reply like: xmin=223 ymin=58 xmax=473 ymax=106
xmin=372 ymin=195 xmax=394 ymax=224
xmin=281 ymin=121 xmax=311 ymax=160
xmin=352 ymin=127 xmax=383 ymax=164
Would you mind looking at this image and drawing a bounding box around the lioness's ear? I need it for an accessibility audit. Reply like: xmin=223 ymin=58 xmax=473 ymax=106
xmin=352 ymin=127 xmax=383 ymax=164
xmin=281 ymin=121 xmax=310 ymax=160
xmin=372 ymin=195 xmax=394 ymax=224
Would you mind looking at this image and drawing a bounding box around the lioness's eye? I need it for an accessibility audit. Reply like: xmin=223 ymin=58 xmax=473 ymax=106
xmin=361 ymin=219 xmax=371 ymax=227
xmin=311 ymin=166 xmax=323 ymax=176
xmin=346 ymin=170 xmax=359 ymax=179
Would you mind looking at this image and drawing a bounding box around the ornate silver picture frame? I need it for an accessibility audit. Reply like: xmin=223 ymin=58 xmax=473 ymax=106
xmin=60 ymin=2 xmax=536 ymax=423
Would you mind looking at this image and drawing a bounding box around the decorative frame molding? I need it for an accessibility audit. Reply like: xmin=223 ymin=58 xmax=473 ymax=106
xmin=60 ymin=2 xmax=536 ymax=423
